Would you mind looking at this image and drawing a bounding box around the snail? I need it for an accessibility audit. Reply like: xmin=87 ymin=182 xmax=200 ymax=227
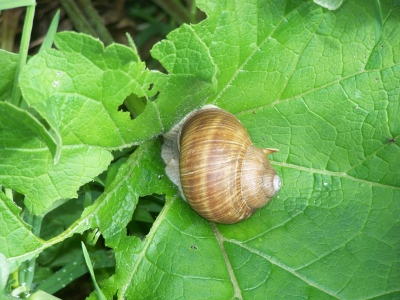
xmin=161 ymin=105 xmax=281 ymax=224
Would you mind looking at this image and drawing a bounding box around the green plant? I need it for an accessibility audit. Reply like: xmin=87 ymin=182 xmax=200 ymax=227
xmin=1 ymin=0 xmax=399 ymax=299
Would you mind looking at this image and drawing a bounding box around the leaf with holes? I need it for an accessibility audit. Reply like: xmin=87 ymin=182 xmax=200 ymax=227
xmin=98 ymin=0 xmax=400 ymax=299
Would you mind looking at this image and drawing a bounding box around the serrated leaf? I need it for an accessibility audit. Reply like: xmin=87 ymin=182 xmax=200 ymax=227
xmin=79 ymin=139 xmax=176 ymax=240
xmin=0 ymin=102 xmax=112 ymax=216
xmin=14 ymin=27 xmax=216 ymax=215
xmin=20 ymin=32 xmax=165 ymax=148
xmin=98 ymin=0 xmax=400 ymax=299
xmin=4 ymin=139 xmax=175 ymax=272
xmin=0 ymin=142 xmax=112 ymax=215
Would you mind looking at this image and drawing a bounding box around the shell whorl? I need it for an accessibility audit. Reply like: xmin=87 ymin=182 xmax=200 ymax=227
xmin=175 ymin=107 xmax=280 ymax=224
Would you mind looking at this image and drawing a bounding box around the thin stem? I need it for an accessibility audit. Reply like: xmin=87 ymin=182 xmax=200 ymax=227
xmin=151 ymin=0 xmax=190 ymax=25
xmin=59 ymin=0 xmax=97 ymax=37
xmin=4 ymin=188 xmax=13 ymax=200
xmin=79 ymin=0 xmax=113 ymax=45
xmin=1 ymin=8 xmax=23 ymax=52
xmin=189 ymin=0 xmax=197 ymax=24
xmin=18 ymin=210 xmax=43 ymax=294
xmin=11 ymin=4 xmax=36 ymax=107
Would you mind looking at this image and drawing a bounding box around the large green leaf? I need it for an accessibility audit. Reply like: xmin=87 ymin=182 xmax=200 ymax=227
xmin=3 ymin=29 xmax=216 ymax=215
xmin=4 ymin=139 xmax=175 ymax=273
xmin=100 ymin=0 xmax=400 ymax=299
xmin=2 ymin=0 xmax=399 ymax=298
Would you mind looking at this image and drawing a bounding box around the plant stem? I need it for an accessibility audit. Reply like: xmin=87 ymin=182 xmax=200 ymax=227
xmin=4 ymin=188 xmax=13 ymax=200
xmin=79 ymin=0 xmax=113 ymax=45
xmin=18 ymin=210 xmax=43 ymax=294
xmin=11 ymin=4 xmax=35 ymax=107
xmin=60 ymin=0 xmax=113 ymax=45
xmin=151 ymin=0 xmax=190 ymax=25
xmin=1 ymin=8 xmax=23 ymax=52
xmin=124 ymin=94 xmax=147 ymax=118
xmin=189 ymin=0 xmax=197 ymax=24
xmin=59 ymin=0 xmax=97 ymax=37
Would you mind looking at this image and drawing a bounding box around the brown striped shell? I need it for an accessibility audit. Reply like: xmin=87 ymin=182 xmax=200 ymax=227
xmin=161 ymin=106 xmax=281 ymax=224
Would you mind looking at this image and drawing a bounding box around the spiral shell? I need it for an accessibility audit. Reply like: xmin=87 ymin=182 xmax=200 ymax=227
xmin=162 ymin=106 xmax=281 ymax=224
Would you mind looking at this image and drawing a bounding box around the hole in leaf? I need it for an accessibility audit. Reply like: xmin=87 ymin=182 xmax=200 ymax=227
xmin=121 ymin=93 xmax=147 ymax=119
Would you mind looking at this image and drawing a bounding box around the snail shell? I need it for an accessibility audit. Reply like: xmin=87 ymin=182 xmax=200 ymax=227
xmin=162 ymin=105 xmax=281 ymax=224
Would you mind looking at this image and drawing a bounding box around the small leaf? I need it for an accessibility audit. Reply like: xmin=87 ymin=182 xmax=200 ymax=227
xmin=39 ymin=10 xmax=60 ymax=52
xmin=0 ymin=192 xmax=44 ymax=273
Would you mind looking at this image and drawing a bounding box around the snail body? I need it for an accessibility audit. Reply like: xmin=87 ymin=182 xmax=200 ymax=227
xmin=162 ymin=105 xmax=281 ymax=224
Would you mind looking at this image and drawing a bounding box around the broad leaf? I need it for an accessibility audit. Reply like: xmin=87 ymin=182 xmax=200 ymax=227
xmin=2 ymin=0 xmax=399 ymax=298
xmin=100 ymin=0 xmax=400 ymax=299
xmin=4 ymin=139 xmax=175 ymax=272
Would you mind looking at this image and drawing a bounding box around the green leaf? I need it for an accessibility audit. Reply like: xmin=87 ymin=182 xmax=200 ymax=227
xmin=98 ymin=0 xmax=400 ymax=299
xmin=0 ymin=191 xmax=44 ymax=273
xmin=4 ymin=139 xmax=174 ymax=272
xmin=13 ymin=27 xmax=216 ymax=215
xmin=143 ymin=23 xmax=219 ymax=132
xmin=81 ymin=242 xmax=106 ymax=300
xmin=79 ymin=139 xmax=175 ymax=240
xmin=0 ymin=50 xmax=18 ymax=101
xmin=4 ymin=0 xmax=400 ymax=298
xmin=0 ymin=140 xmax=112 ymax=215
xmin=0 ymin=102 xmax=61 ymax=162
xmin=0 ymin=0 xmax=36 ymax=10
xmin=0 ymin=253 xmax=9 ymax=291
xmin=39 ymin=10 xmax=60 ymax=52
xmin=20 ymin=32 xmax=164 ymax=147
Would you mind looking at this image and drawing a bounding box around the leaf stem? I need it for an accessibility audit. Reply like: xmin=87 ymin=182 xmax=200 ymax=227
xmin=79 ymin=0 xmax=113 ymax=45
xmin=189 ymin=0 xmax=198 ymax=24
xmin=11 ymin=4 xmax=35 ymax=107
xmin=4 ymin=188 xmax=13 ymax=200
xmin=18 ymin=210 xmax=43 ymax=294
xmin=59 ymin=0 xmax=113 ymax=45
xmin=151 ymin=0 xmax=190 ymax=25
xmin=59 ymin=0 xmax=97 ymax=37
xmin=1 ymin=8 xmax=23 ymax=52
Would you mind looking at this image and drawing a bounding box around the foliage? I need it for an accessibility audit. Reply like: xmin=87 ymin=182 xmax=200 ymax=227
xmin=1 ymin=0 xmax=399 ymax=299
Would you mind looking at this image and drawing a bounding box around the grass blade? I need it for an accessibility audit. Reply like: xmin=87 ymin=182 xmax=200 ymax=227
xmin=81 ymin=242 xmax=107 ymax=300
xmin=39 ymin=10 xmax=60 ymax=52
